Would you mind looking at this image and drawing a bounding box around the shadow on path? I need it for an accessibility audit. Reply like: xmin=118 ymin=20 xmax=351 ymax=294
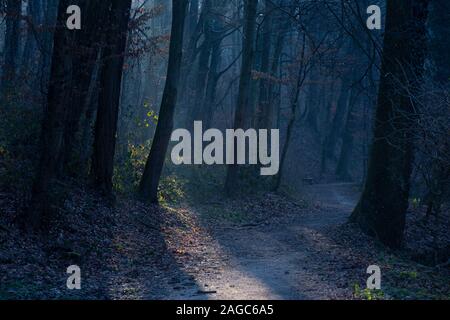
xmin=161 ymin=183 xmax=364 ymax=300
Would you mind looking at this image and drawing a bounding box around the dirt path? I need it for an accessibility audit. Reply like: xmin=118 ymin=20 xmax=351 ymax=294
xmin=158 ymin=183 xmax=363 ymax=300
xmin=2 ymin=182 xmax=448 ymax=300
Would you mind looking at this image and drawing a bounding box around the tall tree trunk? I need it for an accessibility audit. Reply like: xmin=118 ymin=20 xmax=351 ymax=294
xmin=350 ymin=0 xmax=430 ymax=248
xmin=139 ymin=0 xmax=188 ymax=203
xmin=197 ymin=0 xmax=228 ymax=128
xmin=256 ymin=0 xmax=274 ymax=130
xmin=276 ymin=33 xmax=307 ymax=190
xmin=179 ymin=0 xmax=205 ymax=90
xmin=336 ymin=91 xmax=358 ymax=181
xmin=201 ymin=39 xmax=221 ymax=129
xmin=26 ymin=0 xmax=78 ymax=230
xmin=1 ymin=0 xmax=22 ymax=104
xmin=187 ymin=0 xmax=212 ymax=125
xmin=190 ymin=39 xmax=212 ymax=123
xmin=424 ymin=0 xmax=450 ymax=216
xmin=91 ymin=0 xmax=132 ymax=194
xmin=79 ymin=52 xmax=101 ymax=178
xmin=305 ymin=72 xmax=320 ymax=134
xmin=61 ymin=1 xmax=112 ymax=175
xmin=428 ymin=0 xmax=450 ymax=86
xmin=323 ymin=73 xmax=352 ymax=160
xmin=38 ymin=0 xmax=58 ymax=105
xmin=185 ymin=0 xmax=199 ymax=43
xmin=21 ymin=0 xmax=40 ymax=73
xmin=319 ymin=78 xmax=337 ymax=176
xmin=224 ymin=0 xmax=258 ymax=194
xmin=269 ymin=14 xmax=290 ymax=132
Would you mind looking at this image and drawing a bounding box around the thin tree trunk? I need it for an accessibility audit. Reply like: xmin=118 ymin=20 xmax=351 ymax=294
xmin=256 ymin=0 xmax=274 ymax=130
xmin=79 ymin=51 xmax=102 ymax=177
xmin=187 ymin=0 xmax=213 ymax=125
xmin=38 ymin=0 xmax=58 ymax=105
xmin=21 ymin=0 xmax=40 ymax=73
xmin=269 ymin=15 xmax=290 ymax=133
xmin=276 ymin=33 xmax=307 ymax=190
xmin=224 ymin=0 xmax=258 ymax=194
xmin=138 ymin=0 xmax=188 ymax=203
xmin=179 ymin=0 xmax=207 ymax=103
xmin=305 ymin=73 xmax=320 ymax=134
xmin=190 ymin=39 xmax=212 ymax=123
xmin=336 ymin=91 xmax=358 ymax=181
xmin=324 ymin=82 xmax=350 ymax=159
xmin=185 ymin=0 xmax=199 ymax=44
xmin=1 ymin=0 xmax=22 ymax=104
xmin=201 ymin=39 xmax=222 ymax=129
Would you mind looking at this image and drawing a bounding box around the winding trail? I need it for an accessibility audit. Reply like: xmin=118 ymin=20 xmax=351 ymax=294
xmin=159 ymin=183 xmax=361 ymax=300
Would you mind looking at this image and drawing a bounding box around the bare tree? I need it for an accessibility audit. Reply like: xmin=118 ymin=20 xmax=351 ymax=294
xmin=26 ymin=0 xmax=81 ymax=229
xmin=139 ymin=0 xmax=188 ymax=203
xmin=0 ymin=0 xmax=22 ymax=103
xmin=91 ymin=0 xmax=132 ymax=195
xmin=224 ymin=0 xmax=258 ymax=194
xmin=351 ymin=0 xmax=430 ymax=248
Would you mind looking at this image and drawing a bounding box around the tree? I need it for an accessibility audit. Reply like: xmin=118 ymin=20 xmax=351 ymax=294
xmin=91 ymin=0 xmax=132 ymax=194
xmin=423 ymin=0 xmax=450 ymax=217
xmin=335 ymin=90 xmax=359 ymax=181
xmin=21 ymin=0 xmax=41 ymax=72
xmin=38 ymin=0 xmax=59 ymax=98
xmin=185 ymin=0 xmax=199 ymax=39
xmin=188 ymin=0 xmax=213 ymax=124
xmin=323 ymin=67 xmax=352 ymax=161
xmin=26 ymin=0 xmax=81 ymax=229
xmin=197 ymin=0 xmax=230 ymax=129
xmin=256 ymin=0 xmax=274 ymax=130
xmin=350 ymin=0 xmax=430 ymax=248
xmin=61 ymin=1 xmax=112 ymax=175
xmin=139 ymin=0 xmax=188 ymax=203
xmin=224 ymin=0 xmax=258 ymax=194
xmin=0 ymin=0 xmax=22 ymax=104
xmin=276 ymin=33 xmax=308 ymax=190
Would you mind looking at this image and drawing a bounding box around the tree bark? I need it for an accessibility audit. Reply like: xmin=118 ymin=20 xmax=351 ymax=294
xmin=350 ymin=0 xmax=430 ymax=248
xmin=61 ymin=1 xmax=112 ymax=175
xmin=323 ymin=74 xmax=351 ymax=160
xmin=256 ymin=0 xmax=274 ymax=130
xmin=91 ymin=0 xmax=132 ymax=194
xmin=21 ymin=0 xmax=41 ymax=73
xmin=187 ymin=0 xmax=213 ymax=125
xmin=138 ymin=0 xmax=188 ymax=203
xmin=276 ymin=33 xmax=307 ymax=190
xmin=424 ymin=0 xmax=450 ymax=216
xmin=185 ymin=0 xmax=199 ymax=47
xmin=224 ymin=0 xmax=258 ymax=195
xmin=38 ymin=0 xmax=58 ymax=103
xmin=201 ymin=39 xmax=221 ymax=129
xmin=336 ymin=91 xmax=358 ymax=181
xmin=26 ymin=0 xmax=79 ymax=229
xmin=1 ymin=0 xmax=22 ymax=104
xmin=428 ymin=0 xmax=450 ymax=86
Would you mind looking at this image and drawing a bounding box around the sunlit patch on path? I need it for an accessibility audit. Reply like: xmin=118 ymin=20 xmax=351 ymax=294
xmin=160 ymin=184 xmax=362 ymax=300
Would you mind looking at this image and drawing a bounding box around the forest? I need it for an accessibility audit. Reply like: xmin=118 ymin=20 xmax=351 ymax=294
xmin=0 ymin=0 xmax=448 ymax=300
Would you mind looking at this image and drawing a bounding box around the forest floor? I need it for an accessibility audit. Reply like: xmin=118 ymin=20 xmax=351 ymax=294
xmin=0 ymin=182 xmax=449 ymax=300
